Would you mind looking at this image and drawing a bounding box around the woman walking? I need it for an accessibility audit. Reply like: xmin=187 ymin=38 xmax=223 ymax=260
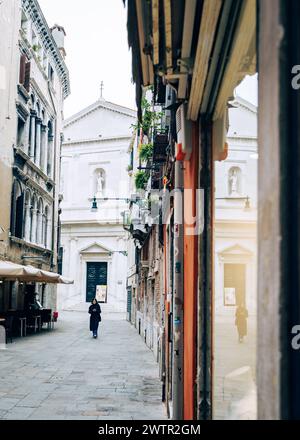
xmin=235 ymin=303 xmax=248 ymax=343
xmin=88 ymin=298 xmax=101 ymax=338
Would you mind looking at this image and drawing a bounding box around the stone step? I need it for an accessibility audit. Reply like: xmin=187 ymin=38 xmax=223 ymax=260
xmin=62 ymin=301 xmax=125 ymax=314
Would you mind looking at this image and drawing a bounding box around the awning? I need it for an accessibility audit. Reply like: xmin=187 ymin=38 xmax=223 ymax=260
xmin=0 ymin=260 xmax=73 ymax=284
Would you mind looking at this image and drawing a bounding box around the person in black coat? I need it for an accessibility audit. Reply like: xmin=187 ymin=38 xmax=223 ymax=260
xmin=88 ymin=298 xmax=101 ymax=338
xmin=235 ymin=303 xmax=248 ymax=343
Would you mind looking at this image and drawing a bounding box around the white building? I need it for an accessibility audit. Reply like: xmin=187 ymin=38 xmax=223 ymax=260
xmin=0 ymin=0 xmax=20 ymax=258
xmin=0 ymin=0 xmax=70 ymax=312
xmin=58 ymin=97 xmax=136 ymax=312
xmin=214 ymin=96 xmax=257 ymax=317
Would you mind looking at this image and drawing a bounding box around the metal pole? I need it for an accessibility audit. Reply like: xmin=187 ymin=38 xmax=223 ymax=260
xmin=172 ymin=159 xmax=184 ymax=419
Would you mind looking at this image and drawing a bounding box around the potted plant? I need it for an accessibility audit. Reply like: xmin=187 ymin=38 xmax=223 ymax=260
xmin=139 ymin=143 xmax=153 ymax=163
xmin=134 ymin=171 xmax=149 ymax=190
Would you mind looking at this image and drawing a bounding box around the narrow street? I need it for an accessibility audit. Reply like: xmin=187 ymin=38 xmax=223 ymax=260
xmin=0 ymin=311 xmax=166 ymax=420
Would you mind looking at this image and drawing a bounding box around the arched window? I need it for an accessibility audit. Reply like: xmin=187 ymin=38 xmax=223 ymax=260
xmin=23 ymin=189 xmax=32 ymax=242
xmin=11 ymin=180 xmax=24 ymax=239
xmin=30 ymin=194 xmax=38 ymax=243
xmin=29 ymin=94 xmax=36 ymax=159
xmin=34 ymin=102 xmax=42 ymax=166
xmin=37 ymin=198 xmax=44 ymax=246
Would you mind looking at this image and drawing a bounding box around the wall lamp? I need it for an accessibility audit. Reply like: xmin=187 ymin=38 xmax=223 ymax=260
xmin=90 ymin=195 xmax=141 ymax=212
xmin=108 ymin=251 xmax=128 ymax=257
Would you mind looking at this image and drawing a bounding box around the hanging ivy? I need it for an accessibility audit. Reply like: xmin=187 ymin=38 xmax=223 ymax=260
xmin=134 ymin=170 xmax=149 ymax=190
xmin=139 ymin=143 xmax=153 ymax=162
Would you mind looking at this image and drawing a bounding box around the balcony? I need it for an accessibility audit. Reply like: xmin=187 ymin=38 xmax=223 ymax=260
xmin=152 ymin=133 xmax=168 ymax=163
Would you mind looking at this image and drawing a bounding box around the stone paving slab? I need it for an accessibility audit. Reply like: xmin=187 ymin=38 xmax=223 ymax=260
xmin=0 ymin=311 xmax=166 ymax=420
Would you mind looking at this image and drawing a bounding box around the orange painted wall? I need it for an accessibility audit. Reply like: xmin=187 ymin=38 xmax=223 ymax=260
xmin=163 ymin=224 xmax=171 ymax=410
xmin=183 ymin=122 xmax=199 ymax=419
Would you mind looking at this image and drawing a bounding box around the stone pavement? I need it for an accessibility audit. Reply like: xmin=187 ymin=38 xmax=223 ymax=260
xmin=0 ymin=311 xmax=166 ymax=420
xmin=214 ymin=313 xmax=257 ymax=419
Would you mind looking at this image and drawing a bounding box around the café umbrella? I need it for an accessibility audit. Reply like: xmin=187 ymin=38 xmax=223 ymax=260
xmin=0 ymin=260 xmax=73 ymax=284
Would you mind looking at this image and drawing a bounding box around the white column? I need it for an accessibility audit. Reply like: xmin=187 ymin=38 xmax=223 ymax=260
xmin=24 ymin=116 xmax=31 ymax=155
xmin=24 ymin=204 xmax=31 ymax=242
xmin=35 ymin=118 xmax=41 ymax=166
xmin=48 ymin=134 xmax=54 ymax=178
xmin=30 ymin=208 xmax=37 ymax=243
xmin=42 ymin=214 xmax=46 ymax=248
xmin=37 ymin=210 xmax=43 ymax=245
xmin=42 ymin=126 xmax=48 ymax=174
xmin=40 ymin=125 xmax=46 ymax=173
xmin=46 ymin=213 xmax=52 ymax=250
xmin=29 ymin=113 xmax=36 ymax=159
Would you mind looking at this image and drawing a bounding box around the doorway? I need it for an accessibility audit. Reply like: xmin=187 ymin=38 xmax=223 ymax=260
xmin=224 ymin=263 xmax=246 ymax=307
xmin=86 ymin=262 xmax=108 ymax=303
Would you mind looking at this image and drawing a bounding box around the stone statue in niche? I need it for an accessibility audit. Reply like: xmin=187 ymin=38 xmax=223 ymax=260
xmin=229 ymin=168 xmax=239 ymax=195
xmin=96 ymin=170 xmax=105 ymax=196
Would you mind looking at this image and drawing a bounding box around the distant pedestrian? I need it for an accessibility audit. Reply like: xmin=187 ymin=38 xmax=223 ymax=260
xmin=88 ymin=298 xmax=101 ymax=338
xmin=235 ymin=303 xmax=248 ymax=343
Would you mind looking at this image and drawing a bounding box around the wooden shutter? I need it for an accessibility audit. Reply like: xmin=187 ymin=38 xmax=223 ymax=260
xmin=19 ymin=54 xmax=26 ymax=84
xmin=24 ymin=61 xmax=31 ymax=92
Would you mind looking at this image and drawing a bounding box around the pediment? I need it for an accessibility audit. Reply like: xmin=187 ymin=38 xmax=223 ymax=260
xmin=80 ymin=242 xmax=112 ymax=254
xmin=218 ymin=244 xmax=253 ymax=256
xmin=63 ymin=100 xmax=136 ymax=142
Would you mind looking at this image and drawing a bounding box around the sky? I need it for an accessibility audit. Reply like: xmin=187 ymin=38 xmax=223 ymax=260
xmin=38 ymin=0 xmax=258 ymax=118
xmin=38 ymin=0 xmax=136 ymax=118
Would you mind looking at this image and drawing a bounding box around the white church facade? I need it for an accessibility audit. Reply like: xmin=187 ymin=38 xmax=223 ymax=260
xmin=214 ymin=96 xmax=258 ymax=317
xmin=58 ymin=97 xmax=136 ymax=312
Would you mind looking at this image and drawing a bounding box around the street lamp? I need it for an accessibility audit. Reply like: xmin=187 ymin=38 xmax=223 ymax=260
xmin=91 ymin=196 xmax=98 ymax=212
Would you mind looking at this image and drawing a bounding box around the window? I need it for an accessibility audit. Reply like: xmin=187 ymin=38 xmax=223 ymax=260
xmin=58 ymin=246 xmax=63 ymax=275
xmin=19 ymin=54 xmax=31 ymax=91
xmin=21 ymin=12 xmax=28 ymax=34
xmin=31 ymin=30 xmax=37 ymax=47
xmin=11 ymin=180 xmax=24 ymax=239
xmin=48 ymin=64 xmax=54 ymax=84
xmin=43 ymin=53 xmax=47 ymax=72
xmin=17 ymin=117 xmax=25 ymax=148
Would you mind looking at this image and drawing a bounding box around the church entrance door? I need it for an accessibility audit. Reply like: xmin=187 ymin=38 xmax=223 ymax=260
xmin=86 ymin=262 xmax=108 ymax=303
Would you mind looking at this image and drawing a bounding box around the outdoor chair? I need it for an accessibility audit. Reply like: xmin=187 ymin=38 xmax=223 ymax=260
xmin=4 ymin=316 xmax=14 ymax=343
xmin=41 ymin=309 xmax=52 ymax=329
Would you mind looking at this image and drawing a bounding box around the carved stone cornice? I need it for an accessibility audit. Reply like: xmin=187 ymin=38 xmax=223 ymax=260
xmin=22 ymin=0 xmax=70 ymax=98
xmin=17 ymin=84 xmax=30 ymax=102
xmin=16 ymin=101 xmax=30 ymax=121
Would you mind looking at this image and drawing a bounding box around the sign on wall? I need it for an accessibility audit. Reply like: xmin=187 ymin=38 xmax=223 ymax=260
xmin=96 ymin=285 xmax=107 ymax=302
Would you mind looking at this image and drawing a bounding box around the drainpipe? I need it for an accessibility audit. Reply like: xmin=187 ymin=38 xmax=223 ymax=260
xmin=172 ymin=158 xmax=184 ymax=419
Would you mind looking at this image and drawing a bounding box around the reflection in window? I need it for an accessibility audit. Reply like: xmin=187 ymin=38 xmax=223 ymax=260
xmin=213 ymin=92 xmax=257 ymax=420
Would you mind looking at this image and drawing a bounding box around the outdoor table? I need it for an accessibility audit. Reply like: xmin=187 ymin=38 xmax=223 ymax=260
xmin=26 ymin=315 xmax=41 ymax=333
xmin=35 ymin=315 xmax=41 ymax=332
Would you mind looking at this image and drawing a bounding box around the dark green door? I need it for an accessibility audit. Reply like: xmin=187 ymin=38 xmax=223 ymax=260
xmin=86 ymin=262 xmax=108 ymax=303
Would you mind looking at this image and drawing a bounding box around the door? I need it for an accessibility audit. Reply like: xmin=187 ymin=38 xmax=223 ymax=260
xmin=224 ymin=263 xmax=246 ymax=306
xmin=127 ymin=288 xmax=132 ymax=322
xmin=86 ymin=262 xmax=108 ymax=303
